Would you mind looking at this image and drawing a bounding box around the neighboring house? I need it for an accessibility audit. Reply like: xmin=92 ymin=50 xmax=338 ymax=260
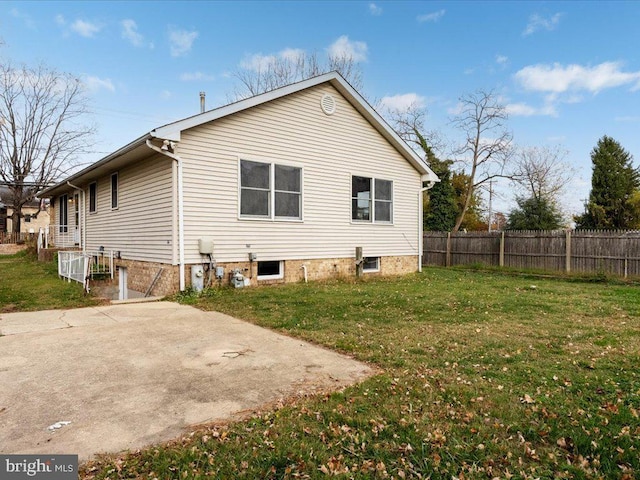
xmin=40 ymin=72 xmax=439 ymax=296
xmin=0 ymin=187 xmax=50 ymax=236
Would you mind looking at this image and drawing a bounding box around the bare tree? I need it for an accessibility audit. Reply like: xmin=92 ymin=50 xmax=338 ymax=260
xmin=383 ymin=103 xmax=443 ymax=166
xmin=450 ymin=90 xmax=513 ymax=233
xmin=511 ymin=145 xmax=571 ymax=204
xmin=232 ymin=51 xmax=363 ymax=99
xmin=0 ymin=63 xmax=93 ymax=233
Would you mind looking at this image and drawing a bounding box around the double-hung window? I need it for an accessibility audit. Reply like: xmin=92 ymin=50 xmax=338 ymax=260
xmin=351 ymin=176 xmax=393 ymax=223
xmin=240 ymin=160 xmax=302 ymax=220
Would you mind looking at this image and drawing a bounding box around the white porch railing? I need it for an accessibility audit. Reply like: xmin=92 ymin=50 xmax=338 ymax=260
xmin=57 ymin=249 xmax=114 ymax=292
xmin=39 ymin=225 xmax=80 ymax=250
xmin=58 ymin=251 xmax=90 ymax=291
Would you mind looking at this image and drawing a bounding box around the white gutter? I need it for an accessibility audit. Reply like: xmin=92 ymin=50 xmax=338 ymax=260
xmin=418 ymin=180 xmax=437 ymax=273
xmin=66 ymin=181 xmax=85 ymax=253
xmin=145 ymin=139 xmax=185 ymax=291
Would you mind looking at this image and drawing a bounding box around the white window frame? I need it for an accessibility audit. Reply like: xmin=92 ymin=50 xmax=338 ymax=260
xmin=257 ymin=260 xmax=284 ymax=280
xmin=89 ymin=182 xmax=97 ymax=213
xmin=111 ymin=172 xmax=119 ymax=210
xmin=238 ymin=158 xmax=303 ymax=222
xmin=363 ymin=257 xmax=380 ymax=273
xmin=351 ymin=175 xmax=393 ymax=224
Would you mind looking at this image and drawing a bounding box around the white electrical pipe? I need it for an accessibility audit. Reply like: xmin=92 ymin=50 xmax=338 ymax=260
xmin=146 ymin=139 xmax=185 ymax=291
xmin=301 ymin=264 xmax=308 ymax=283
xmin=419 ymin=180 xmax=436 ymax=273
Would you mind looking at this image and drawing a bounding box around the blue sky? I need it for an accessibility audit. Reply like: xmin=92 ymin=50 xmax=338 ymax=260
xmin=3 ymin=1 xmax=640 ymax=218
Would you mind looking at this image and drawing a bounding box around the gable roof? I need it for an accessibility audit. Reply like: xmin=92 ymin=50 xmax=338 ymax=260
xmin=41 ymin=72 xmax=438 ymax=197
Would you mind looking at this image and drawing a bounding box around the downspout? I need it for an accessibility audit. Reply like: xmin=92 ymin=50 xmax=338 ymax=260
xmin=146 ymin=139 xmax=185 ymax=291
xmin=66 ymin=181 xmax=85 ymax=253
xmin=419 ymin=180 xmax=436 ymax=273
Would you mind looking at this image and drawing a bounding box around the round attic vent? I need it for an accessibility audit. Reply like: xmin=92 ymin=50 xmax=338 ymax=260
xmin=320 ymin=94 xmax=336 ymax=115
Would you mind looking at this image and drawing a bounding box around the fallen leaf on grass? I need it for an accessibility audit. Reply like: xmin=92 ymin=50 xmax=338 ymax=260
xmin=521 ymin=394 xmax=535 ymax=404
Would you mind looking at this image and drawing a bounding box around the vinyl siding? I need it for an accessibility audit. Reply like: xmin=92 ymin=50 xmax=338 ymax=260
xmin=84 ymin=154 xmax=175 ymax=263
xmin=178 ymin=84 xmax=422 ymax=264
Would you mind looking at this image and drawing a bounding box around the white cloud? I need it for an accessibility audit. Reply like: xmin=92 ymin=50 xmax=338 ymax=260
xmin=169 ymin=27 xmax=198 ymax=57
xmin=240 ymin=53 xmax=278 ymax=72
xmin=417 ymin=9 xmax=445 ymax=23
xmin=83 ymin=76 xmax=115 ymax=92
xmin=379 ymin=93 xmax=426 ymax=111
xmin=121 ymin=19 xmax=144 ymax=47
xmin=280 ymin=48 xmax=305 ymax=63
xmin=515 ymin=61 xmax=640 ymax=94
xmin=505 ymin=102 xmax=557 ymax=117
xmin=161 ymin=90 xmax=171 ymax=99
xmin=327 ymin=35 xmax=367 ymax=62
xmin=496 ymin=55 xmax=508 ymax=66
xmin=179 ymin=71 xmax=215 ymax=81
xmin=55 ymin=14 xmax=65 ymax=26
xmin=369 ymin=3 xmax=382 ymax=15
xmin=523 ymin=12 xmax=562 ymax=36
xmin=70 ymin=19 xmax=101 ymax=38
xmin=11 ymin=8 xmax=35 ymax=29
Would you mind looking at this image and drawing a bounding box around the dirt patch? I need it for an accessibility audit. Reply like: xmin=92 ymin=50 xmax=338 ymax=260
xmin=0 ymin=304 xmax=18 ymax=313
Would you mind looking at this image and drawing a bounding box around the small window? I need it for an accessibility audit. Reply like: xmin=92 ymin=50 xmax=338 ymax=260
xmin=89 ymin=182 xmax=97 ymax=213
xmin=274 ymin=164 xmax=301 ymax=218
xmin=363 ymin=257 xmax=380 ymax=272
xmin=375 ymin=179 xmax=393 ymax=223
xmin=352 ymin=176 xmax=393 ymax=223
xmin=257 ymin=260 xmax=283 ymax=280
xmin=352 ymin=176 xmax=371 ymax=221
xmin=240 ymin=160 xmax=270 ymax=217
xmin=111 ymin=173 xmax=118 ymax=209
xmin=240 ymin=160 xmax=302 ymax=220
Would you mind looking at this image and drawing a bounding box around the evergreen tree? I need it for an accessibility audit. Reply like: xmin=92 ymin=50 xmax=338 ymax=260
xmin=576 ymin=136 xmax=640 ymax=229
xmin=507 ymin=196 xmax=564 ymax=230
xmin=424 ymin=167 xmax=457 ymax=231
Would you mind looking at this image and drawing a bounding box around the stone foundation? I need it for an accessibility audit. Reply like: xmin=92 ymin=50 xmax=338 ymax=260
xmin=112 ymin=259 xmax=180 ymax=297
xmin=204 ymin=255 xmax=418 ymax=288
xmin=102 ymin=255 xmax=419 ymax=297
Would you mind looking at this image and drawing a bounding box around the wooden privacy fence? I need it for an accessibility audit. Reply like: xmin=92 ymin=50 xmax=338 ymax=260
xmin=423 ymin=230 xmax=640 ymax=278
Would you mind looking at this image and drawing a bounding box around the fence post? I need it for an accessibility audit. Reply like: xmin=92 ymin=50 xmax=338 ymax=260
xmin=565 ymin=230 xmax=571 ymax=273
xmin=499 ymin=231 xmax=505 ymax=267
xmin=446 ymin=232 xmax=452 ymax=267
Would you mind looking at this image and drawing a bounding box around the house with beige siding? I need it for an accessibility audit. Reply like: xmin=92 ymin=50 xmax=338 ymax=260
xmin=40 ymin=72 xmax=438 ymax=296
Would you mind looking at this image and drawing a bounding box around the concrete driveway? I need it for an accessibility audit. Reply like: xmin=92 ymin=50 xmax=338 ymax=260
xmin=0 ymin=302 xmax=372 ymax=460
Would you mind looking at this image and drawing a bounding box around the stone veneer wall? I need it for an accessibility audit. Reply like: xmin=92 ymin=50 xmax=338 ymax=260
xmin=110 ymin=255 xmax=419 ymax=297
xmin=113 ymin=259 xmax=180 ymax=297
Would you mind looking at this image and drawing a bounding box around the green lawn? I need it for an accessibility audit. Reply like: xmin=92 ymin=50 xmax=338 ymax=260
xmin=0 ymin=250 xmax=101 ymax=312
xmin=82 ymin=269 xmax=640 ymax=480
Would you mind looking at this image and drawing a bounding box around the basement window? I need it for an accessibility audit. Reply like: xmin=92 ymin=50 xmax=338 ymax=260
xmin=257 ymin=260 xmax=283 ymax=280
xmin=363 ymin=257 xmax=380 ymax=273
